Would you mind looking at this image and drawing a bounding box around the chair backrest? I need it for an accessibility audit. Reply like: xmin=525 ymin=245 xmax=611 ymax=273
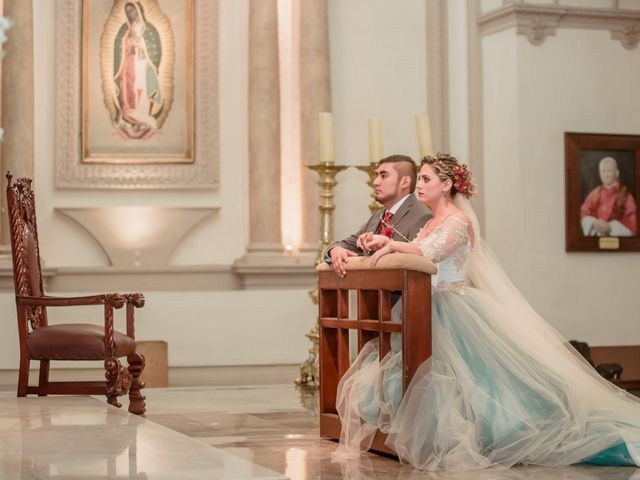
xmin=6 ymin=173 xmax=46 ymax=329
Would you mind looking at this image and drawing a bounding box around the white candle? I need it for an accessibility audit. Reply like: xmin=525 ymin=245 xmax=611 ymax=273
xmin=416 ymin=114 xmax=433 ymax=159
xmin=318 ymin=112 xmax=335 ymax=164
xmin=368 ymin=116 xmax=383 ymax=163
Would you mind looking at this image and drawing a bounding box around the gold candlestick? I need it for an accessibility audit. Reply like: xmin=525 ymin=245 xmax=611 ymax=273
xmin=307 ymin=163 xmax=348 ymax=266
xmin=355 ymin=162 xmax=383 ymax=214
xmin=295 ymin=162 xmax=347 ymax=386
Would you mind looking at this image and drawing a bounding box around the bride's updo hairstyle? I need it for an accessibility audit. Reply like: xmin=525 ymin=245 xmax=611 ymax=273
xmin=421 ymin=153 xmax=477 ymax=199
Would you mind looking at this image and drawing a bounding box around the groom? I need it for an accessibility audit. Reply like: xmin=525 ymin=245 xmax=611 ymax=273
xmin=325 ymin=154 xmax=431 ymax=277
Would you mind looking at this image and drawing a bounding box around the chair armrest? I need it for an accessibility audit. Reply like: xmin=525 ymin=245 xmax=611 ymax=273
xmin=124 ymin=293 xmax=145 ymax=308
xmin=17 ymin=293 xmax=145 ymax=347
xmin=123 ymin=294 xmax=145 ymax=339
xmin=16 ymin=293 xmax=127 ymax=308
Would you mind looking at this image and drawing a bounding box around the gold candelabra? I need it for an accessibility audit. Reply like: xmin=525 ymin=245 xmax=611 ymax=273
xmin=355 ymin=162 xmax=382 ymax=214
xmin=295 ymin=162 xmax=347 ymax=386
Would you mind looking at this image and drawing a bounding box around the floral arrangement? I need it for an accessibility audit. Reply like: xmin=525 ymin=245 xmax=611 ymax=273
xmin=379 ymin=216 xmax=410 ymax=241
xmin=453 ymin=163 xmax=474 ymax=198
xmin=0 ymin=16 xmax=10 ymax=46
xmin=381 ymin=226 xmax=394 ymax=238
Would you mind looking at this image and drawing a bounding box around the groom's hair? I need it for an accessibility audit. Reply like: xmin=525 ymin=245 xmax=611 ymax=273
xmin=378 ymin=155 xmax=418 ymax=192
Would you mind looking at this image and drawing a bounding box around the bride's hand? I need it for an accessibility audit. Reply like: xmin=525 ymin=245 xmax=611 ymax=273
xmin=371 ymin=242 xmax=394 ymax=266
xmin=356 ymin=232 xmax=373 ymax=250
xmin=363 ymin=234 xmax=391 ymax=252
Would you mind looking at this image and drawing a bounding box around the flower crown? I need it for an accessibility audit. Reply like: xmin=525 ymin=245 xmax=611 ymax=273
xmin=452 ymin=164 xmax=473 ymax=197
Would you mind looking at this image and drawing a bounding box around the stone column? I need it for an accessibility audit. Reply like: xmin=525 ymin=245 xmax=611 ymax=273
xmin=1 ymin=0 xmax=34 ymax=257
xmin=299 ymin=0 xmax=331 ymax=257
xmin=234 ymin=0 xmax=292 ymax=287
xmin=426 ymin=0 xmax=449 ymax=154
xmin=467 ymin=0 xmax=485 ymax=231
xmin=246 ymin=0 xmax=281 ymax=255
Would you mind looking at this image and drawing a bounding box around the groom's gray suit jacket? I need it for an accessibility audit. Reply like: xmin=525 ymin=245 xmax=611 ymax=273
xmin=324 ymin=194 xmax=431 ymax=263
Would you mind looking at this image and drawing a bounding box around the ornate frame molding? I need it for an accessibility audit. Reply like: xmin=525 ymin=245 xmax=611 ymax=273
xmin=55 ymin=0 xmax=220 ymax=189
xmin=478 ymin=4 xmax=640 ymax=50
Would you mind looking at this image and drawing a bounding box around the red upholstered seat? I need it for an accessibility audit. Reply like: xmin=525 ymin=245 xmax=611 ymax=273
xmin=28 ymin=324 xmax=137 ymax=360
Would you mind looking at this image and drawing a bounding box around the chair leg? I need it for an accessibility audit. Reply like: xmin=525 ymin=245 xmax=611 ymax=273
xmin=38 ymin=360 xmax=50 ymax=396
xmin=127 ymin=352 xmax=146 ymax=415
xmin=17 ymin=356 xmax=29 ymax=397
xmin=104 ymin=358 xmax=123 ymax=408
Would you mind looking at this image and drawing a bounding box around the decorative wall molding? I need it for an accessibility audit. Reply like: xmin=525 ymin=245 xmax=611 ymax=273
xmin=0 ymin=263 xmax=56 ymax=293
xmin=48 ymin=266 xmax=239 ymax=292
xmin=1 ymin=263 xmax=316 ymax=293
xmin=232 ymin=249 xmax=316 ymax=289
xmin=55 ymin=0 xmax=220 ymax=189
xmin=478 ymin=4 xmax=640 ymax=49
xmin=55 ymin=207 xmax=218 ymax=267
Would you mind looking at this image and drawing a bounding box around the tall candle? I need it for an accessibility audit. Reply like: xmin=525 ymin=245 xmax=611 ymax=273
xmin=416 ymin=114 xmax=433 ymax=159
xmin=318 ymin=112 xmax=335 ymax=164
xmin=368 ymin=116 xmax=383 ymax=163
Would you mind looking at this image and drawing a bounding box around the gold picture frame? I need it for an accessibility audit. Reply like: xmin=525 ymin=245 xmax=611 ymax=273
xmin=82 ymin=0 xmax=193 ymax=164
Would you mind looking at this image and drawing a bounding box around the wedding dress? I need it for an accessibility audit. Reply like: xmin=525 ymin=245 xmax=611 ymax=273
xmin=333 ymin=199 xmax=640 ymax=472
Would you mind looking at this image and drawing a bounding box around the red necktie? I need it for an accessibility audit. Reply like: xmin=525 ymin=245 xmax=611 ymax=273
xmin=377 ymin=211 xmax=394 ymax=237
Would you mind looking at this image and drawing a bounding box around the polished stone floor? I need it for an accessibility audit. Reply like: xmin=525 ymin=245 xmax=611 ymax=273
xmin=1 ymin=367 xmax=639 ymax=479
xmin=0 ymin=393 xmax=286 ymax=480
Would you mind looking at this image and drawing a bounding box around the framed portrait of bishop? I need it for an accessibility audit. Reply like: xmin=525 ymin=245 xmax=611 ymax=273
xmin=565 ymin=132 xmax=640 ymax=252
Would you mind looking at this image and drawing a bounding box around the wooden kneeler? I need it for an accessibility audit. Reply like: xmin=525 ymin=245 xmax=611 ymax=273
xmin=317 ymin=253 xmax=436 ymax=455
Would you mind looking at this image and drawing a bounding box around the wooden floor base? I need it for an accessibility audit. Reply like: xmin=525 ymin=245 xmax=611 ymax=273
xmin=320 ymin=413 xmax=397 ymax=457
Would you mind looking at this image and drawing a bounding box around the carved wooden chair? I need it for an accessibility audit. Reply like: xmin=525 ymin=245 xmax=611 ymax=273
xmin=6 ymin=173 xmax=146 ymax=415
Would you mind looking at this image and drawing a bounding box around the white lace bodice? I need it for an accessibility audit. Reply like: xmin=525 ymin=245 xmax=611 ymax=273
xmin=414 ymin=213 xmax=472 ymax=293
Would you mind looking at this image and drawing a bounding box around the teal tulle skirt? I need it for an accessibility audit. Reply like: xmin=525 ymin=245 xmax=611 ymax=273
xmin=333 ymin=288 xmax=640 ymax=471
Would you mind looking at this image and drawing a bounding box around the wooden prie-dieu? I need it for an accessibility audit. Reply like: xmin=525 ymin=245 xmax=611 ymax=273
xmin=317 ymin=253 xmax=436 ymax=454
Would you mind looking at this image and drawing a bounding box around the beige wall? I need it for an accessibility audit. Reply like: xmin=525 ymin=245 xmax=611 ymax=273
xmin=483 ymin=27 xmax=640 ymax=344
xmin=328 ymin=0 xmax=428 ymax=242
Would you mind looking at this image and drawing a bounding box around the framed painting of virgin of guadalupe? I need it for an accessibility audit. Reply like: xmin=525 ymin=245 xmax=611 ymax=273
xmin=565 ymin=132 xmax=640 ymax=252
xmin=84 ymin=0 xmax=192 ymax=163
xmin=55 ymin=0 xmax=218 ymax=189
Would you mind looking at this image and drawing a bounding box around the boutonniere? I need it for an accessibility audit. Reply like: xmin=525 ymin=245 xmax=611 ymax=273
xmin=381 ymin=226 xmax=394 ymax=238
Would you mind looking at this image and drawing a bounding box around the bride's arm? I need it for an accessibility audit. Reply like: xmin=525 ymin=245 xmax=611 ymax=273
xmin=371 ymin=216 xmax=471 ymax=265
xmin=370 ymin=240 xmax=422 ymax=265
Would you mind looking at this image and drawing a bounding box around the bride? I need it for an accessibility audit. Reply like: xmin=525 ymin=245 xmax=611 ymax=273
xmin=332 ymin=153 xmax=640 ymax=471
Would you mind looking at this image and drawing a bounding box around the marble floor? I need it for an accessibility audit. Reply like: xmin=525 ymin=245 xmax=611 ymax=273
xmin=1 ymin=366 xmax=639 ymax=479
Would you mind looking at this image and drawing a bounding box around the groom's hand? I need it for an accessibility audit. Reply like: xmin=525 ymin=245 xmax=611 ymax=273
xmin=330 ymin=246 xmax=357 ymax=278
